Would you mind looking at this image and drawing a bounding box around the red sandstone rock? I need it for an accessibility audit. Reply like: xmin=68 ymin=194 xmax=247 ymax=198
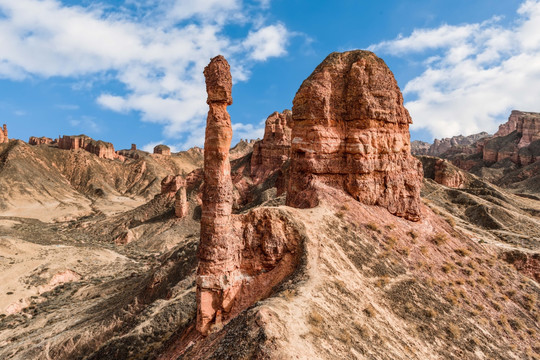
xmin=174 ymin=187 xmax=188 ymax=218
xmin=0 ymin=124 xmax=7 ymax=144
xmin=58 ymin=135 xmax=116 ymax=160
xmin=29 ymin=136 xmax=54 ymax=145
xmin=434 ymin=159 xmax=466 ymax=188
xmin=197 ymin=55 xmax=238 ymax=335
xmin=250 ymin=110 xmax=293 ymax=183
xmin=154 ymin=144 xmax=171 ymax=156
xmin=286 ymin=50 xmax=423 ymax=221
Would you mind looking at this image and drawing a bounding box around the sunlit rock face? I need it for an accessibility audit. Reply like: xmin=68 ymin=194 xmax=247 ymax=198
xmin=287 ymin=50 xmax=423 ymax=221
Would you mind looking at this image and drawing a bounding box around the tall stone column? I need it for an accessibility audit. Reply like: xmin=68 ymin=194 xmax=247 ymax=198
xmin=196 ymin=56 xmax=241 ymax=335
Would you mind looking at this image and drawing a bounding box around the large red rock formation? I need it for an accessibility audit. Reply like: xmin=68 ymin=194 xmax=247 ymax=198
xmin=0 ymin=124 xmax=7 ymax=143
xmin=58 ymin=135 xmax=116 ymax=160
xmin=250 ymin=110 xmax=293 ymax=183
xmin=29 ymin=136 xmax=54 ymax=145
xmin=286 ymin=50 xmax=423 ymax=221
xmin=197 ymin=55 xmax=239 ymax=335
xmin=174 ymin=187 xmax=188 ymax=218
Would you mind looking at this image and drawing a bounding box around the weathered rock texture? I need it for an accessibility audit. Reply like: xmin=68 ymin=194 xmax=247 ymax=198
xmin=154 ymin=145 xmax=171 ymax=156
xmin=29 ymin=136 xmax=54 ymax=145
xmin=427 ymin=132 xmax=490 ymax=157
xmin=197 ymin=55 xmax=238 ymax=335
xmin=286 ymin=50 xmax=423 ymax=221
xmin=58 ymin=135 xmax=116 ymax=160
xmin=0 ymin=124 xmax=7 ymax=143
xmin=250 ymin=110 xmax=293 ymax=183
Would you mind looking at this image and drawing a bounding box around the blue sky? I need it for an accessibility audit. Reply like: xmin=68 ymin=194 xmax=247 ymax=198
xmin=1 ymin=0 xmax=538 ymax=151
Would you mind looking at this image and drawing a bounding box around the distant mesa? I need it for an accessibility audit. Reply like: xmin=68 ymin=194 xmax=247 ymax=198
xmin=58 ymin=134 xmax=116 ymax=160
xmin=0 ymin=124 xmax=8 ymax=144
xmin=154 ymin=144 xmax=171 ymax=156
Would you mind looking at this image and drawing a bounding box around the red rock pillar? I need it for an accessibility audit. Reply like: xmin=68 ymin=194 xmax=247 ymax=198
xmin=197 ymin=55 xmax=241 ymax=335
xmin=174 ymin=187 xmax=188 ymax=218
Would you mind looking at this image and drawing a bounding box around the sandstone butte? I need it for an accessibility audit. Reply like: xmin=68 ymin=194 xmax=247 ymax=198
xmin=250 ymin=110 xmax=293 ymax=183
xmin=58 ymin=134 xmax=116 ymax=160
xmin=286 ymin=50 xmax=423 ymax=221
xmin=0 ymin=124 xmax=7 ymax=143
xmin=197 ymin=55 xmax=239 ymax=335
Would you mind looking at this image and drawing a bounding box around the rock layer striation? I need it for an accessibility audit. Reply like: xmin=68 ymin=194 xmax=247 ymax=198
xmin=286 ymin=50 xmax=423 ymax=221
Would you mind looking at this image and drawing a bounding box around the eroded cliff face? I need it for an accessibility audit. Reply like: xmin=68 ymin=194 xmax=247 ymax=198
xmin=286 ymin=50 xmax=423 ymax=221
xmin=250 ymin=110 xmax=293 ymax=183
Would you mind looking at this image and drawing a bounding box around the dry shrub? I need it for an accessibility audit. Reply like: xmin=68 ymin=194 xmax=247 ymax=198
xmin=431 ymin=233 xmax=448 ymax=245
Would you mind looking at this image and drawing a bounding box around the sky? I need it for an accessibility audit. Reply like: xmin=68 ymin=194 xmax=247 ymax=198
xmin=1 ymin=0 xmax=539 ymax=151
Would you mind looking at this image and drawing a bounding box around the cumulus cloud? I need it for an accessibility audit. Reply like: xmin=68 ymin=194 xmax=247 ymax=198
xmin=370 ymin=0 xmax=540 ymax=139
xmin=0 ymin=0 xmax=289 ymax=146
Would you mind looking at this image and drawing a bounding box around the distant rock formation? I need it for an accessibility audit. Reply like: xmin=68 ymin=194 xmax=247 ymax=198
xmin=0 ymin=124 xmax=7 ymax=143
xmin=58 ymin=135 xmax=116 ymax=160
xmin=29 ymin=136 xmax=54 ymax=145
xmin=286 ymin=50 xmax=423 ymax=221
xmin=495 ymin=110 xmax=540 ymax=148
xmin=427 ymin=132 xmax=491 ymax=157
xmin=197 ymin=55 xmax=238 ymax=335
xmin=411 ymin=140 xmax=430 ymax=155
xmin=418 ymin=156 xmax=467 ymax=189
xmin=154 ymin=144 xmax=171 ymax=155
xmin=250 ymin=110 xmax=292 ymax=183
xmin=483 ymin=111 xmax=540 ymax=166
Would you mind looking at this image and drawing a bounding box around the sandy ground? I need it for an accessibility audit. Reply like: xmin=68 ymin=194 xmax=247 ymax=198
xmin=0 ymin=234 xmax=132 ymax=315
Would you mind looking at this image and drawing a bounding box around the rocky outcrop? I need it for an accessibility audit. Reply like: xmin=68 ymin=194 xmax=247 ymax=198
xmin=495 ymin=110 xmax=540 ymax=148
xmin=29 ymin=136 xmax=54 ymax=145
xmin=250 ymin=110 xmax=293 ymax=183
xmin=58 ymin=135 xmax=116 ymax=160
xmin=0 ymin=124 xmax=7 ymax=143
xmin=154 ymin=145 xmax=171 ymax=156
xmin=197 ymin=55 xmax=238 ymax=335
xmin=286 ymin=50 xmax=423 ymax=221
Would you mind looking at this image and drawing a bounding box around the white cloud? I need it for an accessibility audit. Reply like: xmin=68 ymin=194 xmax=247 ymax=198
xmin=0 ymin=0 xmax=289 ymax=147
xmin=370 ymin=0 xmax=540 ymax=139
xmin=243 ymin=23 xmax=289 ymax=60
xmin=141 ymin=140 xmax=180 ymax=153
xmin=232 ymin=121 xmax=265 ymax=142
xmin=69 ymin=116 xmax=100 ymax=132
